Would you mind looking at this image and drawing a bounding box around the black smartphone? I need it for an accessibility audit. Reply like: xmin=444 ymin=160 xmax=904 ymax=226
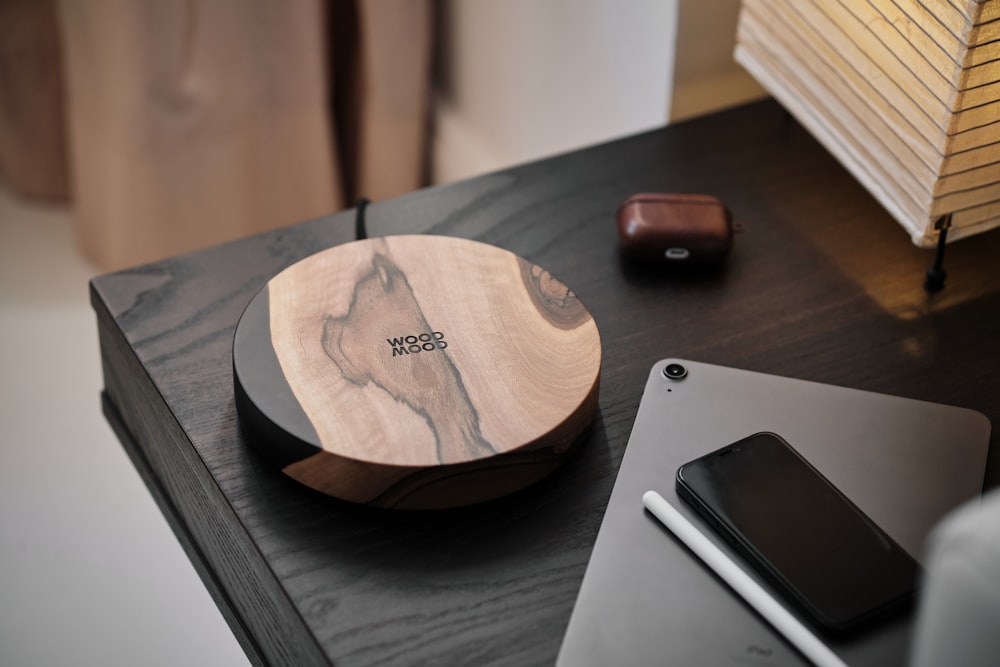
xmin=676 ymin=432 xmax=919 ymax=636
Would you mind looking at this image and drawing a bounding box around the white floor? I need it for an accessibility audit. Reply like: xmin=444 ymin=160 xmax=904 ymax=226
xmin=0 ymin=183 xmax=249 ymax=666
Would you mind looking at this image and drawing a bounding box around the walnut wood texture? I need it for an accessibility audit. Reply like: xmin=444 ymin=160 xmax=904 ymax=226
xmin=234 ymin=235 xmax=601 ymax=508
xmin=92 ymin=100 xmax=1000 ymax=667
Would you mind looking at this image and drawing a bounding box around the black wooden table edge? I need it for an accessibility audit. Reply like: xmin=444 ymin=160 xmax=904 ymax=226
xmin=92 ymin=284 xmax=328 ymax=667
xmin=101 ymin=391 xmax=267 ymax=667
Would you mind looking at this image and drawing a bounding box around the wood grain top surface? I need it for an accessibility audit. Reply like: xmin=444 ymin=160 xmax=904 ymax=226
xmin=233 ymin=235 xmax=601 ymax=507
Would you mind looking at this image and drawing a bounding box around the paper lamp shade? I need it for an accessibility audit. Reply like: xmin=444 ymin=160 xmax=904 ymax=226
xmin=735 ymin=0 xmax=1000 ymax=247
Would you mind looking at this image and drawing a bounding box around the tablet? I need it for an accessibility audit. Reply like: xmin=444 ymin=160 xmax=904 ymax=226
xmin=558 ymin=359 xmax=990 ymax=667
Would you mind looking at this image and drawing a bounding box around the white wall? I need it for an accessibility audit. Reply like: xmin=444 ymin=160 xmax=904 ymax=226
xmin=671 ymin=0 xmax=766 ymax=121
xmin=432 ymin=0 xmax=767 ymax=184
xmin=432 ymin=0 xmax=678 ymax=184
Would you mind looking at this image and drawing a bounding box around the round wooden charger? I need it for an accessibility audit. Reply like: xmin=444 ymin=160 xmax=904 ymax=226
xmin=233 ymin=235 xmax=602 ymax=509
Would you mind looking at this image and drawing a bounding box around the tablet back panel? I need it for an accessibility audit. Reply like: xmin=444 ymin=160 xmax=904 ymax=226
xmin=558 ymin=359 xmax=990 ymax=667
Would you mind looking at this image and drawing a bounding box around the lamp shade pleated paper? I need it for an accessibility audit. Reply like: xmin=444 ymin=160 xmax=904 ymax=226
xmin=735 ymin=0 xmax=1000 ymax=246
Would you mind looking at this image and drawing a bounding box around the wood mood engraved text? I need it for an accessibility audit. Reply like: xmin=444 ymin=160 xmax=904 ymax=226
xmin=319 ymin=250 xmax=495 ymax=466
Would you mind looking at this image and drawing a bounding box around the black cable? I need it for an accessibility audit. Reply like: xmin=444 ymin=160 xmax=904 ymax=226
xmin=924 ymin=213 xmax=952 ymax=293
xmin=355 ymin=198 xmax=370 ymax=241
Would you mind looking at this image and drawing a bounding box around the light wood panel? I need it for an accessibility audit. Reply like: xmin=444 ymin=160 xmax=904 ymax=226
xmin=58 ymin=0 xmax=340 ymax=270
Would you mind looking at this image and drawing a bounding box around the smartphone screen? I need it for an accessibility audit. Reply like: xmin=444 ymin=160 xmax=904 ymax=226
xmin=676 ymin=432 xmax=919 ymax=635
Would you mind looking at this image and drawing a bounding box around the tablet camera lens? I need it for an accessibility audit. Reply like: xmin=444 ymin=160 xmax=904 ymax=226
xmin=663 ymin=363 xmax=688 ymax=380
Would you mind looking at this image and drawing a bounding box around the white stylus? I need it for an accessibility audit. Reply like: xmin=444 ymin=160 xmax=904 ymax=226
xmin=642 ymin=490 xmax=848 ymax=667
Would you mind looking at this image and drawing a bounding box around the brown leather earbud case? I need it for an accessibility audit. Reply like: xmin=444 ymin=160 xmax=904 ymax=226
xmin=616 ymin=193 xmax=733 ymax=264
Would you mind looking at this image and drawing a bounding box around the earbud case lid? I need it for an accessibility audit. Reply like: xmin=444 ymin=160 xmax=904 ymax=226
xmin=616 ymin=193 xmax=733 ymax=263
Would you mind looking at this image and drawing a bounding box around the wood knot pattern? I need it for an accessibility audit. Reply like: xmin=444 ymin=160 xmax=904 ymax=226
xmin=518 ymin=258 xmax=588 ymax=330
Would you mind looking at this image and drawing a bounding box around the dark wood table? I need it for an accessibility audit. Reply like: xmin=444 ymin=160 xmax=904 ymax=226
xmin=92 ymin=99 xmax=1000 ymax=667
